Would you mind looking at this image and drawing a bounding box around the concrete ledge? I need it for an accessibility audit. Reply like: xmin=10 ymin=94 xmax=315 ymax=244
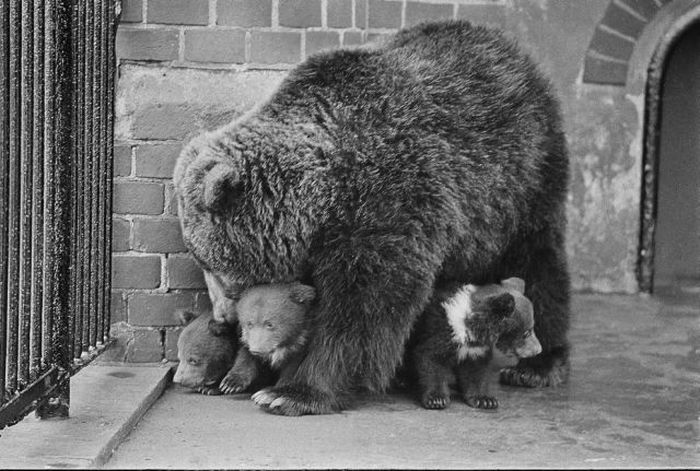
xmin=0 ymin=363 xmax=173 ymax=469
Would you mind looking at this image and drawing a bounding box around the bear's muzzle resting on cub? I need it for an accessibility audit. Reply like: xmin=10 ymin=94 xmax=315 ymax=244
xmin=175 ymin=20 xmax=571 ymax=415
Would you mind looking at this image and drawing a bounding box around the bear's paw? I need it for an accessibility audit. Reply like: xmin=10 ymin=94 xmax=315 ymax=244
xmin=464 ymin=394 xmax=498 ymax=409
xmin=220 ymin=370 xmax=254 ymax=394
xmin=421 ymin=391 xmax=450 ymax=410
xmin=499 ymin=357 xmax=569 ymax=388
xmin=251 ymin=384 xmax=340 ymax=416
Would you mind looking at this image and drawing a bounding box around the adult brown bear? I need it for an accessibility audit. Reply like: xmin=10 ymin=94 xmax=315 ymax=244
xmin=174 ymin=20 xmax=570 ymax=415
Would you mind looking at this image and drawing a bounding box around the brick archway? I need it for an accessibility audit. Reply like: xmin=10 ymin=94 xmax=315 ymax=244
xmin=583 ymin=0 xmax=670 ymax=86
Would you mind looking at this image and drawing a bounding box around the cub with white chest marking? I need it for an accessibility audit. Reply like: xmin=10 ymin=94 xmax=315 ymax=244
xmin=412 ymin=278 xmax=541 ymax=410
xmin=219 ymin=282 xmax=316 ymax=395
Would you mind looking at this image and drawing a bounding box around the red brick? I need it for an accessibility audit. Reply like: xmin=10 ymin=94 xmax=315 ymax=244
xmin=111 ymin=291 xmax=127 ymax=323
xmin=457 ymin=4 xmax=506 ymax=28
xmin=129 ymin=292 xmax=198 ymax=326
xmin=132 ymin=217 xmax=187 ymax=253
xmin=343 ymin=31 xmax=364 ymax=46
xmin=135 ymin=142 xmax=182 ymax=178
xmin=618 ymin=0 xmax=660 ymax=21
xmin=111 ymin=255 xmax=162 ymax=289
xmin=368 ymin=0 xmax=401 ymax=29
xmin=184 ymin=29 xmax=246 ymax=64
xmin=405 ymin=2 xmax=452 ymax=27
xmin=113 ymin=144 xmax=132 ymax=177
xmin=167 ymin=255 xmax=206 ymax=289
xmin=113 ymin=182 xmax=164 ymax=215
xmin=356 ymin=0 xmax=367 ymax=28
xmin=582 ymin=54 xmax=628 ymax=86
xmin=164 ymin=327 xmax=183 ymax=361
xmin=279 ymin=0 xmax=322 ymax=28
xmin=112 ymin=217 xmax=131 ymax=252
xmin=120 ymin=0 xmax=143 ymax=23
xmin=328 ymin=0 xmax=352 ymax=28
xmin=147 ymin=0 xmax=209 ymax=25
xmin=217 ymin=0 xmax=272 ymax=27
xmin=589 ymin=27 xmax=635 ymax=61
xmin=367 ymin=32 xmax=391 ymax=44
xmin=195 ymin=291 xmax=213 ymax=313
xmin=130 ymin=104 xmax=195 ymax=140
xmin=250 ymin=31 xmax=301 ymax=64
xmin=305 ymin=31 xmax=341 ymax=57
xmin=125 ymin=328 xmax=164 ymax=362
xmin=165 ymin=182 xmax=179 ymax=216
xmin=601 ymin=1 xmax=646 ymax=39
xmin=116 ymin=29 xmax=179 ymax=61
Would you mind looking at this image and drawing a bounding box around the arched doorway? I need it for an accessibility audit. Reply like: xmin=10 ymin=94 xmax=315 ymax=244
xmin=652 ymin=22 xmax=700 ymax=297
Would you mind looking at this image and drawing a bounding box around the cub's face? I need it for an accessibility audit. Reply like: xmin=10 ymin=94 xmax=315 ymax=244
xmin=237 ymin=283 xmax=315 ymax=367
xmin=172 ymin=311 xmax=237 ymax=390
xmin=493 ymin=293 xmax=542 ymax=359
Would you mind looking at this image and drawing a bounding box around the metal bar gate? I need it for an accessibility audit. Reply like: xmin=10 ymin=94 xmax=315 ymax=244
xmin=0 ymin=0 xmax=117 ymax=429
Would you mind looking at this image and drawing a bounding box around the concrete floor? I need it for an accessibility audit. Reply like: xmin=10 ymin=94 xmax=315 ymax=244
xmin=105 ymin=294 xmax=700 ymax=469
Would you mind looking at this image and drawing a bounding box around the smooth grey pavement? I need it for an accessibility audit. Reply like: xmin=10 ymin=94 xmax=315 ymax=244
xmin=104 ymin=293 xmax=700 ymax=469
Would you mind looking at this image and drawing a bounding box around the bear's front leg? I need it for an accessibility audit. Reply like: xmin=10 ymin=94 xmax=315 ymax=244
xmin=457 ymin=354 xmax=498 ymax=409
xmin=220 ymin=346 xmax=260 ymax=394
xmin=253 ymin=240 xmax=439 ymax=416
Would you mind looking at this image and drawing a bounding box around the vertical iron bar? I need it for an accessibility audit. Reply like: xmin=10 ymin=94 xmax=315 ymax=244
xmin=42 ymin=0 xmax=57 ymax=367
xmin=18 ymin=0 xmax=35 ymax=390
xmin=7 ymin=0 xmax=22 ymax=394
xmin=90 ymin=0 xmax=100 ymax=350
xmin=36 ymin=0 xmax=74 ymax=419
xmin=31 ymin=0 xmax=46 ymax=382
xmin=95 ymin=0 xmax=106 ymax=348
xmin=0 ymin=0 xmax=10 ymax=406
xmin=82 ymin=0 xmax=94 ymax=356
xmin=71 ymin=0 xmax=85 ymax=360
xmin=104 ymin=0 xmax=116 ymax=343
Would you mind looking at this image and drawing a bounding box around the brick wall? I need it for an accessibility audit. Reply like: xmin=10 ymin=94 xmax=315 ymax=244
xmin=110 ymin=0 xmax=507 ymax=362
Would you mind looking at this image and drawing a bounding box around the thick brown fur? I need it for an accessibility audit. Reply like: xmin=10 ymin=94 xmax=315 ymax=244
xmin=174 ymin=20 xmax=571 ymax=415
xmin=172 ymin=310 xmax=238 ymax=395
xmin=219 ymin=283 xmax=315 ymax=396
xmin=411 ymin=278 xmax=541 ymax=410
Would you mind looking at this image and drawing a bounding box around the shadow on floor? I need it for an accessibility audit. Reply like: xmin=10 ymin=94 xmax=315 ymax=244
xmin=105 ymin=294 xmax=700 ymax=469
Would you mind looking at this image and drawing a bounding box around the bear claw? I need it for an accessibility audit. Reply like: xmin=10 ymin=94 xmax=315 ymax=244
xmin=252 ymin=384 xmax=339 ymax=416
xmin=464 ymin=394 xmax=498 ymax=409
xmin=421 ymin=392 xmax=450 ymax=410
xmin=197 ymin=385 xmax=222 ymax=396
xmin=499 ymin=364 xmax=568 ymax=388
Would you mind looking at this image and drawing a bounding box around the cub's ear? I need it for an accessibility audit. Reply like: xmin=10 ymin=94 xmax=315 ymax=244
xmin=487 ymin=293 xmax=515 ymax=320
xmin=289 ymin=283 xmax=316 ymax=305
xmin=175 ymin=309 xmax=197 ymax=326
xmin=501 ymin=277 xmax=526 ymax=294
xmin=202 ymin=163 xmax=243 ymax=214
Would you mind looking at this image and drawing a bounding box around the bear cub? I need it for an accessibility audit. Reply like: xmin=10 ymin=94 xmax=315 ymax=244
xmin=219 ymin=282 xmax=316 ymax=395
xmin=172 ymin=310 xmax=238 ymax=395
xmin=412 ymin=278 xmax=541 ymax=410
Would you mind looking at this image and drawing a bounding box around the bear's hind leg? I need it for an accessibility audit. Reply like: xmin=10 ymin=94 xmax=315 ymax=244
xmin=414 ymin=350 xmax=452 ymax=410
xmin=499 ymin=228 xmax=571 ymax=388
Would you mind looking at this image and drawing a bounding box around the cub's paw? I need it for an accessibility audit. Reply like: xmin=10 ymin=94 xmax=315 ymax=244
xmin=196 ymin=385 xmax=222 ymax=396
xmin=219 ymin=372 xmax=252 ymax=395
xmin=421 ymin=391 xmax=450 ymax=410
xmin=251 ymin=384 xmax=341 ymax=416
xmin=464 ymin=394 xmax=498 ymax=409
xmin=500 ymin=363 xmax=569 ymax=388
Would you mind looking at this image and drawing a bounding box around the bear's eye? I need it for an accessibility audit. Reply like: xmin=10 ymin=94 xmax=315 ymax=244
xmin=264 ymin=321 xmax=274 ymax=330
xmin=246 ymin=321 xmax=253 ymax=329
xmin=187 ymin=358 xmax=199 ymax=366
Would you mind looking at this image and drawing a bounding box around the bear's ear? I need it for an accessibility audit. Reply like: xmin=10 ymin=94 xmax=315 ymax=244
xmin=289 ymin=283 xmax=316 ymax=305
xmin=175 ymin=309 xmax=198 ymax=326
xmin=208 ymin=318 xmax=236 ymax=337
xmin=202 ymin=163 xmax=243 ymax=214
xmin=487 ymin=293 xmax=515 ymax=320
xmin=501 ymin=277 xmax=526 ymax=294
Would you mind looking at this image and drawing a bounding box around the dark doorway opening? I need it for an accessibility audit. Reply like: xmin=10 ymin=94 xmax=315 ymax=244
xmin=653 ymin=22 xmax=700 ymax=298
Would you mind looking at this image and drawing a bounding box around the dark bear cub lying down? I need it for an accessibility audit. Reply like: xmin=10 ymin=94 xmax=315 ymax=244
xmin=219 ymin=282 xmax=316 ymax=396
xmin=172 ymin=310 xmax=238 ymax=395
xmin=412 ymin=278 xmax=541 ymax=410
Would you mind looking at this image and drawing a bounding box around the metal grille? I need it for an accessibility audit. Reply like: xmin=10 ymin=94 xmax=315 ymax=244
xmin=0 ymin=0 xmax=117 ymax=429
